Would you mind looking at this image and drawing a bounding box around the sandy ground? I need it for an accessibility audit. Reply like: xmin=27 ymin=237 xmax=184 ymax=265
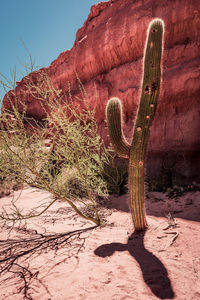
xmin=0 ymin=187 xmax=200 ymax=300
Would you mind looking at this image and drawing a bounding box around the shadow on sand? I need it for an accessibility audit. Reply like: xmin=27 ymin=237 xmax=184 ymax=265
xmin=0 ymin=225 xmax=97 ymax=299
xmin=102 ymin=192 xmax=200 ymax=222
xmin=94 ymin=231 xmax=175 ymax=299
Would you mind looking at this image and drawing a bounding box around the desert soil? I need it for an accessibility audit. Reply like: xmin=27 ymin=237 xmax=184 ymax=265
xmin=0 ymin=187 xmax=200 ymax=300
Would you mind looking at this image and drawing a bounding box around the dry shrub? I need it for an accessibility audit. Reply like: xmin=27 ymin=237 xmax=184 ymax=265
xmin=0 ymin=71 xmax=112 ymax=226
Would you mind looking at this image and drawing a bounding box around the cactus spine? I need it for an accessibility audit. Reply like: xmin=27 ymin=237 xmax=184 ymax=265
xmin=106 ymin=19 xmax=164 ymax=231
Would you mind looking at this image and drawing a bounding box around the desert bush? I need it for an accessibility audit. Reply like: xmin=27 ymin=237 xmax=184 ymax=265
xmin=0 ymin=70 xmax=112 ymax=227
xmin=102 ymin=156 xmax=128 ymax=195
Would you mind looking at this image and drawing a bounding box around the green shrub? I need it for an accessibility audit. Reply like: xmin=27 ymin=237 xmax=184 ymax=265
xmin=0 ymin=72 xmax=111 ymax=226
xmin=102 ymin=155 xmax=128 ymax=196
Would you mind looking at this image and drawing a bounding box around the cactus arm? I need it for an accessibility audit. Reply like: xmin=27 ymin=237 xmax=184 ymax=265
xmin=129 ymin=19 xmax=164 ymax=231
xmin=106 ymin=97 xmax=131 ymax=158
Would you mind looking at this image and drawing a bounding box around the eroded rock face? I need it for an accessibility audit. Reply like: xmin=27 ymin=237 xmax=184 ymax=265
xmin=3 ymin=0 xmax=200 ymax=183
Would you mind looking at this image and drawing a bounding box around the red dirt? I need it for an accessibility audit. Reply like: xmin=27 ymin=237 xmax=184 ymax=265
xmin=0 ymin=187 xmax=200 ymax=299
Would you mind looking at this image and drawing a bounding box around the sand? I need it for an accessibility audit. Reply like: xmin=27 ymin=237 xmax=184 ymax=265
xmin=0 ymin=187 xmax=200 ymax=300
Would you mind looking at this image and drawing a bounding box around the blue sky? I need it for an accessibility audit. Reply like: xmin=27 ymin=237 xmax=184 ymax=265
xmin=0 ymin=0 xmax=103 ymax=103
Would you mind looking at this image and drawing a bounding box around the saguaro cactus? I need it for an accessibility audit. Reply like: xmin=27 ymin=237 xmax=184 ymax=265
xmin=106 ymin=19 xmax=164 ymax=231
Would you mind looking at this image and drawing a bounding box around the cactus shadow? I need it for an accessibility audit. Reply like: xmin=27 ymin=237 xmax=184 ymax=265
xmin=94 ymin=231 xmax=175 ymax=299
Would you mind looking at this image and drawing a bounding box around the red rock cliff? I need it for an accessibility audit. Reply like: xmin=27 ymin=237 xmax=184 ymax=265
xmin=3 ymin=0 xmax=200 ymax=184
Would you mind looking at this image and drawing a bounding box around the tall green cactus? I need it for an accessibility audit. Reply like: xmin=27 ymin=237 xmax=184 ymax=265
xmin=106 ymin=19 xmax=164 ymax=231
